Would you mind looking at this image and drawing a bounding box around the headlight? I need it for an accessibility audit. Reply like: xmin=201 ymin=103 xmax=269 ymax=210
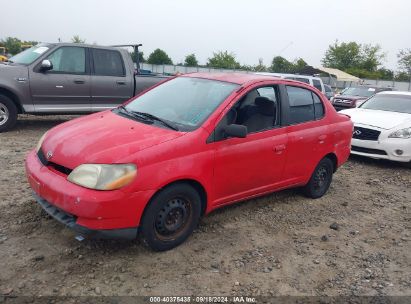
xmin=388 ymin=127 xmax=411 ymax=139
xmin=36 ymin=131 xmax=48 ymax=151
xmin=67 ymin=164 xmax=137 ymax=190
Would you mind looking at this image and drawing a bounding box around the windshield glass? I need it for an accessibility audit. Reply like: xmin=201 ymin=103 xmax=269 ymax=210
xmin=360 ymin=94 xmax=411 ymax=114
xmin=123 ymin=77 xmax=239 ymax=130
xmin=8 ymin=43 xmax=51 ymax=65
xmin=341 ymin=87 xmax=376 ymax=97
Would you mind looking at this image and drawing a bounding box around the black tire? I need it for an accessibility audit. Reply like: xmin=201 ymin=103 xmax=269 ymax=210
xmin=302 ymin=157 xmax=334 ymax=199
xmin=140 ymin=184 xmax=201 ymax=251
xmin=0 ymin=95 xmax=18 ymax=133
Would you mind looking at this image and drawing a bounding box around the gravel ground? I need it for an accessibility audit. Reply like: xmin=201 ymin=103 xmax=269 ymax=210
xmin=0 ymin=115 xmax=410 ymax=298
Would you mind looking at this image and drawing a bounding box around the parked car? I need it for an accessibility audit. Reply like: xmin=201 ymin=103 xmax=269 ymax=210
xmin=256 ymin=72 xmax=326 ymax=94
xmin=331 ymin=85 xmax=392 ymax=111
xmin=0 ymin=43 xmax=169 ymax=132
xmin=25 ymin=73 xmax=353 ymax=251
xmin=324 ymin=84 xmax=334 ymax=100
xmin=340 ymin=91 xmax=411 ymax=167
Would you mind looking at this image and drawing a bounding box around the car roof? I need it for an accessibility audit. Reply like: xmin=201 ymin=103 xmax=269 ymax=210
xmin=376 ymin=91 xmax=411 ymax=96
xmin=256 ymin=72 xmax=322 ymax=81
xmin=183 ymin=72 xmax=283 ymax=85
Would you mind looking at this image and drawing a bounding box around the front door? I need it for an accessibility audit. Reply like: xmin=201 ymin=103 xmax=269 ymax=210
xmin=29 ymin=46 xmax=91 ymax=113
xmin=211 ymin=85 xmax=288 ymax=205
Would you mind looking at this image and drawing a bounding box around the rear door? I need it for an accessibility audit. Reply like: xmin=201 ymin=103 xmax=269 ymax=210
xmin=29 ymin=46 xmax=91 ymax=113
xmin=282 ymin=85 xmax=329 ymax=182
xmin=90 ymin=48 xmax=133 ymax=112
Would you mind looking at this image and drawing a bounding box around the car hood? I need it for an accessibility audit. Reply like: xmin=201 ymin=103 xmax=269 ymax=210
xmin=340 ymin=108 xmax=411 ymax=130
xmin=0 ymin=62 xmax=28 ymax=78
xmin=41 ymin=111 xmax=185 ymax=169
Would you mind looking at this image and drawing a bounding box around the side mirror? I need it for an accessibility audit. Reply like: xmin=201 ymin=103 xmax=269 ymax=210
xmin=224 ymin=124 xmax=247 ymax=138
xmin=40 ymin=59 xmax=53 ymax=71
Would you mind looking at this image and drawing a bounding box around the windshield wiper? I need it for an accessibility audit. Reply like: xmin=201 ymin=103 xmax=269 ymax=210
xmin=129 ymin=111 xmax=179 ymax=131
xmin=118 ymin=106 xmax=179 ymax=131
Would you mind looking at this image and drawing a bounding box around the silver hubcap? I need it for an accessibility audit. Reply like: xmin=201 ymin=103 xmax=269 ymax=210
xmin=0 ymin=102 xmax=9 ymax=126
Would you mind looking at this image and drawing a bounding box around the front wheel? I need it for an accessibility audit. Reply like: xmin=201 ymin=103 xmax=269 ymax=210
xmin=302 ymin=158 xmax=334 ymax=199
xmin=139 ymin=184 xmax=201 ymax=251
xmin=0 ymin=95 xmax=18 ymax=133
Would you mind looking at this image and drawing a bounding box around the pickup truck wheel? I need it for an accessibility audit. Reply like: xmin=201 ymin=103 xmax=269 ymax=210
xmin=0 ymin=95 xmax=18 ymax=133
xmin=140 ymin=184 xmax=201 ymax=251
xmin=302 ymin=157 xmax=334 ymax=199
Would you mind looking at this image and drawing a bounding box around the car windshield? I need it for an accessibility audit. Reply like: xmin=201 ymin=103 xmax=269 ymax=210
xmin=123 ymin=77 xmax=239 ymax=131
xmin=360 ymin=94 xmax=411 ymax=114
xmin=341 ymin=87 xmax=377 ymax=97
xmin=8 ymin=43 xmax=51 ymax=65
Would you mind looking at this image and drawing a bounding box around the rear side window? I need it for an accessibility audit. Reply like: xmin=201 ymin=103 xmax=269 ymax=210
xmin=313 ymin=79 xmax=322 ymax=91
xmin=286 ymin=86 xmax=324 ymax=124
xmin=92 ymin=49 xmax=125 ymax=76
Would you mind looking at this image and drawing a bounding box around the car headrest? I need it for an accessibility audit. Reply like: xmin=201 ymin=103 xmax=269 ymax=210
xmin=254 ymin=97 xmax=276 ymax=116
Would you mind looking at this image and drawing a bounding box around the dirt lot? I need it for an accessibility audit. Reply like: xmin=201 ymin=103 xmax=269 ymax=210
xmin=0 ymin=115 xmax=410 ymax=298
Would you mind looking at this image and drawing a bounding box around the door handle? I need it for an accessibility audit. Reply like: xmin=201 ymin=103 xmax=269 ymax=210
xmin=74 ymin=79 xmax=85 ymax=84
xmin=274 ymin=144 xmax=286 ymax=153
xmin=116 ymin=80 xmax=126 ymax=85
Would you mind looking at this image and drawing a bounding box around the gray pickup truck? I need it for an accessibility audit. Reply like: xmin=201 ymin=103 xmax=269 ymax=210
xmin=0 ymin=43 xmax=169 ymax=132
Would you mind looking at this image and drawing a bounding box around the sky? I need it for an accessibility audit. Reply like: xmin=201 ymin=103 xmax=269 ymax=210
xmin=1 ymin=0 xmax=410 ymax=71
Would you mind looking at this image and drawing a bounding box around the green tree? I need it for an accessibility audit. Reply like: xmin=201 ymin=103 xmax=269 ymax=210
xmin=322 ymin=41 xmax=362 ymax=70
xmin=395 ymin=71 xmax=410 ymax=82
xmin=398 ymin=49 xmax=411 ymax=73
xmin=253 ymin=58 xmax=267 ymax=72
xmin=322 ymin=41 xmax=384 ymax=73
xmin=130 ymin=51 xmax=145 ymax=63
xmin=359 ymin=44 xmax=385 ymax=72
xmin=184 ymin=53 xmax=198 ymax=66
xmin=294 ymin=58 xmax=308 ymax=70
xmin=207 ymin=51 xmax=240 ymax=69
xmin=71 ymin=35 xmax=85 ymax=43
xmin=270 ymin=56 xmax=294 ymax=73
xmin=1 ymin=37 xmax=22 ymax=55
xmin=147 ymin=48 xmax=173 ymax=65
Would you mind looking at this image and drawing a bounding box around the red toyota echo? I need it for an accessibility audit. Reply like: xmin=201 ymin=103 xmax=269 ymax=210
xmin=25 ymin=73 xmax=353 ymax=251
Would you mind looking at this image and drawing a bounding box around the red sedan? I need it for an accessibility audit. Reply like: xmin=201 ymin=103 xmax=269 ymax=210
xmin=25 ymin=73 xmax=352 ymax=251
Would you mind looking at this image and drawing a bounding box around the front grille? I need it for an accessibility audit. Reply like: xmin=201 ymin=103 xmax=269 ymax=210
xmin=353 ymin=127 xmax=380 ymax=141
xmin=37 ymin=149 xmax=73 ymax=176
xmin=351 ymin=146 xmax=387 ymax=155
xmin=334 ymin=98 xmax=353 ymax=105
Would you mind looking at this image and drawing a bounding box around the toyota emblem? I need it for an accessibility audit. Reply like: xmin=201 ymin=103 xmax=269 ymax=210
xmin=46 ymin=151 xmax=53 ymax=160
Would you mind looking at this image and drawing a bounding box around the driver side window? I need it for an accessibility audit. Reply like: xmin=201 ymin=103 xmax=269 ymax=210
xmin=213 ymin=85 xmax=280 ymax=141
xmin=46 ymin=46 xmax=86 ymax=74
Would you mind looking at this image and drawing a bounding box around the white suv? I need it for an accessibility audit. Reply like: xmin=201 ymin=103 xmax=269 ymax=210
xmin=256 ymin=72 xmax=325 ymax=94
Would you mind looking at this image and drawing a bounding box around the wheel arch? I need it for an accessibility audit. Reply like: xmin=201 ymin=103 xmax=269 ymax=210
xmin=324 ymin=152 xmax=338 ymax=173
xmin=146 ymin=179 xmax=208 ymax=217
xmin=0 ymin=87 xmax=24 ymax=114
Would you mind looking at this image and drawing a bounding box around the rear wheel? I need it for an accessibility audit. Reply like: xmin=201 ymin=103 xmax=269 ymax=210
xmin=302 ymin=157 xmax=334 ymax=199
xmin=0 ymin=95 xmax=18 ymax=133
xmin=140 ymin=184 xmax=201 ymax=251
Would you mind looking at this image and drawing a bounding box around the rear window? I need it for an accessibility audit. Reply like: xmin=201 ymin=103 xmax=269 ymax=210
xmin=92 ymin=49 xmax=125 ymax=76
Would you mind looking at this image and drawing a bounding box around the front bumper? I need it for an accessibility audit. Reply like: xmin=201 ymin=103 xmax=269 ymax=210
xmin=34 ymin=193 xmax=138 ymax=239
xmin=351 ymin=137 xmax=411 ymax=163
xmin=25 ymin=149 xmax=156 ymax=235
